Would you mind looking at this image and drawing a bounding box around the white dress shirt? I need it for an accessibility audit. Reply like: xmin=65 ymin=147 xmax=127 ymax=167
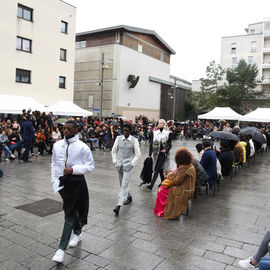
xmin=51 ymin=134 xmax=94 ymax=193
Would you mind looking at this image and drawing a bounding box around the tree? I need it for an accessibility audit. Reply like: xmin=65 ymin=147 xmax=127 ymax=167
xmin=218 ymin=59 xmax=264 ymax=114
xmin=194 ymin=60 xmax=225 ymax=113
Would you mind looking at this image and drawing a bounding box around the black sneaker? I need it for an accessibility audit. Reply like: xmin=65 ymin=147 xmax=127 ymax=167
xmin=124 ymin=196 xmax=132 ymax=205
xmin=113 ymin=206 xmax=120 ymax=216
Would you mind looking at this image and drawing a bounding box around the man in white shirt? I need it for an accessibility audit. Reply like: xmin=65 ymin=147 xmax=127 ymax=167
xmin=111 ymin=123 xmax=141 ymax=216
xmin=51 ymin=120 xmax=94 ymax=264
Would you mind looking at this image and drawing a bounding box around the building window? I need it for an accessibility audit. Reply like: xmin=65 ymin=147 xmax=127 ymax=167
xmin=138 ymin=44 xmax=143 ymax=52
xmin=76 ymin=41 xmax=86 ymax=49
xmin=250 ymin=29 xmax=255 ymax=34
xmin=231 ymin=43 xmax=236 ymax=54
xmin=61 ymin=21 xmax=68 ymax=34
xmin=60 ymin=48 xmax=67 ymax=61
xmin=88 ymin=95 xmax=93 ymax=108
xmin=17 ymin=4 xmax=33 ymax=21
xmin=232 ymin=57 xmax=238 ymax=67
xmin=248 ymin=56 xmax=254 ymax=65
xmin=59 ymin=76 xmax=66 ymax=88
xmin=251 ymin=41 xmax=257 ymax=52
xmin=16 ymin=36 xmax=32 ymax=53
xmin=16 ymin=68 xmax=31 ymax=83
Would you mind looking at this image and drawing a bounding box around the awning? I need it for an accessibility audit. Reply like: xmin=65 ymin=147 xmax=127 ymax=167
xmin=198 ymin=107 xmax=242 ymax=120
xmin=46 ymin=100 xmax=93 ymax=117
xmin=240 ymin=108 xmax=270 ymax=122
xmin=0 ymin=95 xmax=46 ymax=114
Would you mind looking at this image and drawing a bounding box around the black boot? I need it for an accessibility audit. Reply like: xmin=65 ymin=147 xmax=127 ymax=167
xmin=124 ymin=196 xmax=132 ymax=205
xmin=113 ymin=206 xmax=120 ymax=216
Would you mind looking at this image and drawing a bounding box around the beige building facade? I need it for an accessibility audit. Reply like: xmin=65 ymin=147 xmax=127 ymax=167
xmin=74 ymin=25 xmax=177 ymax=120
xmin=221 ymin=19 xmax=270 ymax=92
xmin=0 ymin=0 xmax=76 ymax=106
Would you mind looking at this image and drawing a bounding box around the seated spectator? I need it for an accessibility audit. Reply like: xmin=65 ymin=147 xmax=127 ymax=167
xmin=200 ymin=140 xmax=217 ymax=189
xmin=36 ymin=129 xmax=46 ymax=156
xmin=52 ymin=127 xmax=61 ymax=142
xmin=8 ymin=128 xmax=22 ymax=160
xmin=216 ymin=140 xmax=234 ymax=177
xmin=88 ymin=126 xmax=98 ymax=150
xmin=239 ymin=230 xmax=270 ymax=269
xmin=234 ymin=141 xmax=244 ymax=165
xmin=0 ymin=130 xmax=15 ymax=161
xmin=161 ymin=147 xmax=196 ymax=220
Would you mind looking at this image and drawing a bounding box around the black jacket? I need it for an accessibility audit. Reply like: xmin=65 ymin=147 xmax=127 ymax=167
xmin=218 ymin=148 xmax=234 ymax=176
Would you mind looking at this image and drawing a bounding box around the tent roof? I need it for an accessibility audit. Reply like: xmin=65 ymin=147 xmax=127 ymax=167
xmin=198 ymin=107 xmax=242 ymax=120
xmin=240 ymin=108 xmax=270 ymax=122
xmin=47 ymin=101 xmax=93 ymax=117
xmin=0 ymin=95 xmax=46 ymax=114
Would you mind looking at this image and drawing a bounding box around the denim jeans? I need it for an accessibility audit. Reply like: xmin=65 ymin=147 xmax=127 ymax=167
xmin=90 ymin=138 xmax=99 ymax=149
xmin=259 ymin=257 xmax=270 ymax=270
xmin=59 ymin=217 xmax=81 ymax=250
xmin=3 ymin=145 xmax=12 ymax=159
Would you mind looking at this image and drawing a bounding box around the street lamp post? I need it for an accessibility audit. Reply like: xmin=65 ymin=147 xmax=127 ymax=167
xmin=99 ymin=53 xmax=104 ymax=121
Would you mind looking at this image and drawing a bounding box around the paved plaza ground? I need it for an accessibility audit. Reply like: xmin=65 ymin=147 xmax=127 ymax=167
xmin=0 ymin=139 xmax=270 ymax=270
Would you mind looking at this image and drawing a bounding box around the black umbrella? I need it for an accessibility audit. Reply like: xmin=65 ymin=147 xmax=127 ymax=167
xmin=208 ymin=131 xmax=240 ymax=141
xmin=240 ymin=127 xmax=266 ymax=144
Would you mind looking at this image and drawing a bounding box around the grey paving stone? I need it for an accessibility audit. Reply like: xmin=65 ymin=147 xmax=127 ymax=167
xmin=84 ymin=253 xmax=111 ymax=267
xmin=67 ymin=259 xmax=98 ymax=270
xmin=0 ymin=259 xmax=28 ymax=270
xmin=223 ymin=246 xmax=253 ymax=259
xmin=0 ymin=140 xmax=270 ymax=269
xmin=100 ymin=244 xmax=164 ymax=270
xmin=20 ymin=254 xmax=55 ymax=270
xmin=0 ymin=244 xmax=33 ymax=261
xmin=130 ymin=238 xmax=160 ymax=253
xmin=204 ymin=251 xmax=234 ymax=264
xmin=215 ymin=237 xmax=243 ymax=249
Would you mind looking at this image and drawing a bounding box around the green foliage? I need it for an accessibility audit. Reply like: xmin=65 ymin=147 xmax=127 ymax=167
xmin=218 ymin=59 xmax=264 ymax=114
xmin=193 ymin=59 xmax=265 ymax=116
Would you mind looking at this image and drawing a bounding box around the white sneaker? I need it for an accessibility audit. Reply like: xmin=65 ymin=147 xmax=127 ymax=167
xmin=5 ymin=159 xmax=9 ymax=162
xmin=239 ymin=257 xmax=257 ymax=269
xmin=52 ymin=249 xmax=65 ymax=263
xmin=68 ymin=233 xmax=82 ymax=248
xmin=10 ymin=154 xmax=15 ymax=158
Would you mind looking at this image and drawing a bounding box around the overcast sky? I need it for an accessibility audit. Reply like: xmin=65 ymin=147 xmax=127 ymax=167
xmin=65 ymin=0 xmax=270 ymax=82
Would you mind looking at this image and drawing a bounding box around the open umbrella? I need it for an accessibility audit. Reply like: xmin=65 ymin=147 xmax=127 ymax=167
xmin=208 ymin=131 xmax=239 ymax=141
xmin=240 ymin=127 xmax=266 ymax=143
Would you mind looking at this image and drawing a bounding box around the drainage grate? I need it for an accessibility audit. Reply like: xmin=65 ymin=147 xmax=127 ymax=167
xmin=15 ymin=199 xmax=63 ymax=217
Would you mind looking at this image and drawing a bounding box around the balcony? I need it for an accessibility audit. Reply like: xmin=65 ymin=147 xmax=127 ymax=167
xmin=263 ymin=48 xmax=270 ymax=54
xmin=262 ymin=78 xmax=270 ymax=84
xmin=262 ymin=62 xmax=270 ymax=69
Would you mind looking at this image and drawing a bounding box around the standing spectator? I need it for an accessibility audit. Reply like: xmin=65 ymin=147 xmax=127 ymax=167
xmin=21 ymin=115 xmax=35 ymax=162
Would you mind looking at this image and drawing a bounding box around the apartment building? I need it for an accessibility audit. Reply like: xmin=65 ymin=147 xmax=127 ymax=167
xmin=0 ymin=0 xmax=76 ymax=106
xmin=221 ymin=19 xmax=270 ymax=92
xmin=74 ymin=25 xmax=191 ymax=120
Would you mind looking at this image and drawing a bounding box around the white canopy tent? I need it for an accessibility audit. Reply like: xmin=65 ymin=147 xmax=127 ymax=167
xmin=240 ymin=108 xmax=270 ymax=122
xmin=198 ymin=107 xmax=242 ymax=120
xmin=46 ymin=100 xmax=93 ymax=117
xmin=0 ymin=95 xmax=46 ymax=114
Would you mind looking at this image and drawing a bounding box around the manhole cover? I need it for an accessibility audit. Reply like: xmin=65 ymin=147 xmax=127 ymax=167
xmin=15 ymin=199 xmax=63 ymax=217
